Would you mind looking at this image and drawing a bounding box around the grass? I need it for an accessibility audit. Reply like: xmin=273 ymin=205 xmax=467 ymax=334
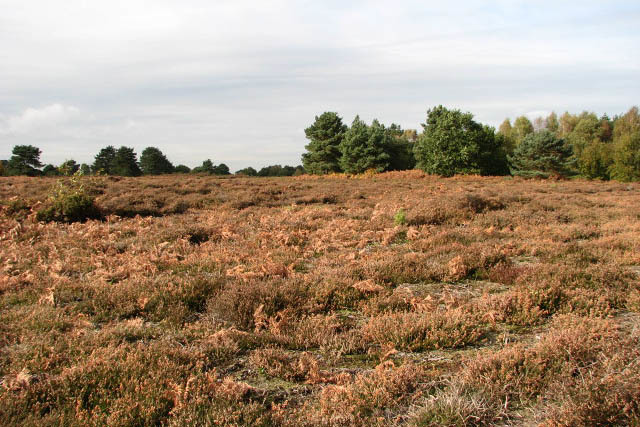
xmin=0 ymin=171 xmax=639 ymax=425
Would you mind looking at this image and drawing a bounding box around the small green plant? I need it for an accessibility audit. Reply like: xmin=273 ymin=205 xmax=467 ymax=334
xmin=36 ymin=171 xmax=102 ymax=223
xmin=394 ymin=208 xmax=407 ymax=226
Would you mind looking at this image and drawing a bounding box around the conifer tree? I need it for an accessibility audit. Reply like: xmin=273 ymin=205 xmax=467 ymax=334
xmin=509 ymin=130 xmax=573 ymax=177
xmin=7 ymin=145 xmax=42 ymax=176
xmin=140 ymin=147 xmax=174 ymax=175
xmin=339 ymin=116 xmax=390 ymax=174
xmin=92 ymin=146 xmax=117 ymax=174
xmin=302 ymin=112 xmax=347 ymax=174
xmin=112 ymin=146 xmax=142 ymax=176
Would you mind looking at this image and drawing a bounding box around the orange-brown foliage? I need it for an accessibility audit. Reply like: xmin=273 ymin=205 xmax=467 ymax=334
xmin=1 ymin=173 xmax=639 ymax=425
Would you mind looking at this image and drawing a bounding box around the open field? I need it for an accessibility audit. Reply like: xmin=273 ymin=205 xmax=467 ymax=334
xmin=1 ymin=171 xmax=639 ymax=426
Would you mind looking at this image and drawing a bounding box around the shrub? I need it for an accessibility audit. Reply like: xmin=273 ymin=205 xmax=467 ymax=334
xmin=361 ymin=308 xmax=487 ymax=351
xmin=36 ymin=173 xmax=102 ymax=223
xmin=249 ymin=349 xmax=322 ymax=382
xmin=394 ymin=208 xmax=407 ymax=226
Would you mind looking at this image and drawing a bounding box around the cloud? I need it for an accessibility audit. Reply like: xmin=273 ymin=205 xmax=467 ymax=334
xmin=1 ymin=104 xmax=80 ymax=135
xmin=0 ymin=1 xmax=639 ymax=169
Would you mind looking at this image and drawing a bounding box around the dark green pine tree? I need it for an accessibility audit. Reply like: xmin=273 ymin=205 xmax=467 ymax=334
xmin=92 ymin=145 xmax=117 ymax=174
xmin=139 ymin=147 xmax=174 ymax=175
xmin=339 ymin=117 xmax=390 ymax=174
xmin=112 ymin=146 xmax=142 ymax=176
xmin=7 ymin=145 xmax=42 ymax=176
xmin=302 ymin=112 xmax=347 ymax=174
xmin=508 ymin=130 xmax=574 ymax=178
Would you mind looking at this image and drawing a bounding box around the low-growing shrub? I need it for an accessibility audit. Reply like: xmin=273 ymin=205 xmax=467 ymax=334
xmin=461 ymin=315 xmax=618 ymax=405
xmin=36 ymin=174 xmax=101 ymax=223
xmin=394 ymin=209 xmax=407 ymax=226
xmin=249 ymin=349 xmax=322 ymax=382
xmin=361 ymin=308 xmax=487 ymax=351
xmin=281 ymin=361 xmax=432 ymax=427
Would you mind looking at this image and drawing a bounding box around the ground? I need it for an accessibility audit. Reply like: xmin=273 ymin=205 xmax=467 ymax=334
xmin=1 ymin=171 xmax=639 ymax=426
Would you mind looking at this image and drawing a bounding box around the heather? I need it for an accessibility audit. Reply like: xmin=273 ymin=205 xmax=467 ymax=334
xmin=1 ymin=172 xmax=639 ymax=425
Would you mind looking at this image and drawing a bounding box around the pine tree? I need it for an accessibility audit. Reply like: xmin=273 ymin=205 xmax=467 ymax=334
xmin=386 ymin=124 xmax=416 ymax=171
xmin=302 ymin=112 xmax=347 ymax=174
xmin=192 ymin=159 xmax=215 ymax=174
xmin=339 ymin=116 xmax=390 ymax=174
xmin=509 ymin=130 xmax=574 ymax=178
xmin=7 ymin=145 xmax=42 ymax=176
xmin=140 ymin=147 xmax=174 ymax=175
xmin=112 ymin=146 xmax=142 ymax=176
xmin=92 ymin=146 xmax=117 ymax=174
xmin=58 ymin=159 xmax=79 ymax=176
xmin=213 ymin=163 xmax=230 ymax=175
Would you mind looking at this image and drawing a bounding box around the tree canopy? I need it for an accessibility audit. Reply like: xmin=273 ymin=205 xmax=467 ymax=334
xmin=140 ymin=147 xmax=174 ymax=175
xmin=174 ymin=164 xmax=191 ymax=173
xmin=7 ymin=145 xmax=42 ymax=176
xmin=257 ymin=164 xmax=304 ymax=177
xmin=5 ymin=105 xmax=639 ymax=182
xmin=236 ymin=167 xmax=258 ymax=176
xmin=339 ymin=117 xmax=391 ymax=174
xmin=112 ymin=146 xmax=142 ymax=176
xmin=385 ymin=124 xmax=416 ymax=171
xmin=413 ymin=106 xmax=508 ymax=177
xmin=512 ymin=116 xmax=535 ymax=146
xmin=58 ymin=159 xmax=80 ymax=176
xmin=92 ymin=146 xmax=117 ymax=175
xmin=302 ymin=112 xmax=347 ymax=174
xmin=610 ymin=107 xmax=640 ymax=181
xmin=508 ymin=130 xmax=574 ymax=178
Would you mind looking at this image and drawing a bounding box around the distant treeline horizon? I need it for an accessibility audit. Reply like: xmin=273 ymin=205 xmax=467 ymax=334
xmin=2 ymin=105 xmax=639 ymax=181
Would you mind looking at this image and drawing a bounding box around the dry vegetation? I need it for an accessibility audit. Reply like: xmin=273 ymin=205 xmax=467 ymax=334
xmin=1 ymin=171 xmax=639 ymax=426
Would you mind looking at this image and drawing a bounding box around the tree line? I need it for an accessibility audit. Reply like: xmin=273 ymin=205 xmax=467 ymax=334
xmin=2 ymin=105 xmax=638 ymax=181
xmin=0 ymin=145 xmax=304 ymax=178
xmin=300 ymin=106 xmax=640 ymax=181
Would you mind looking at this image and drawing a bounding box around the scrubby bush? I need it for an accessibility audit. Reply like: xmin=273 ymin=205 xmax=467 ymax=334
xmin=36 ymin=173 xmax=102 ymax=223
xmin=394 ymin=208 xmax=407 ymax=226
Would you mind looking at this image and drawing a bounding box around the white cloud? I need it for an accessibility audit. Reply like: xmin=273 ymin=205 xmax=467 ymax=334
xmin=1 ymin=104 xmax=80 ymax=135
xmin=0 ymin=1 xmax=638 ymax=169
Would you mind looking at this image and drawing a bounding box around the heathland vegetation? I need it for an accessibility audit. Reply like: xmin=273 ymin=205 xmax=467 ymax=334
xmin=1 ymin=171 xmax=639 ymax=425
xmin=1 ymin=105 xmax=639 ymax=425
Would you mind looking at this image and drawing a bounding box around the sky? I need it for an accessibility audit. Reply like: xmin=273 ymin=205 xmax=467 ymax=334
xmin=1 ymin=0 xmax=639 ymax=171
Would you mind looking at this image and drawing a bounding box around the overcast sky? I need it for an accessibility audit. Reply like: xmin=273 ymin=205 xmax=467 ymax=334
xmin=1 ymin=1 xmax=639 ymax=170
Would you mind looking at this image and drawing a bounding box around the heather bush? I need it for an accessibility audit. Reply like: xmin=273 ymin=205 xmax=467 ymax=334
xmin=361 ymin=308 xmax=488 ymax=351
